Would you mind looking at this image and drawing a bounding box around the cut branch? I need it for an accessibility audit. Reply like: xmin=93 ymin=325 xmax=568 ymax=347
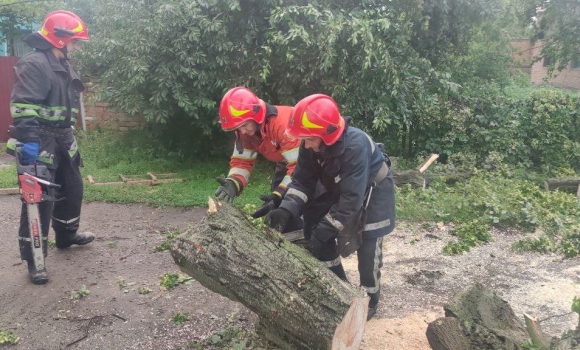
xmin=524 ymin=313 xmax=550 ymax=350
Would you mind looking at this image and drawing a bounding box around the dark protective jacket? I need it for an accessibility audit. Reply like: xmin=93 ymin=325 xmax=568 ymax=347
xmin=6 ymin=49 xmax=84 ymax=167
xmin=280 ymin=119 xmax=396 ymax=241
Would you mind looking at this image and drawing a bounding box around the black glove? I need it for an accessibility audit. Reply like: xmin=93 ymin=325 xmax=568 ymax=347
xmin=251 ymin=192 xmax=283 ymax=218
xmin=264 ymin=208 xmax=292 ymax=232
xmin=214 ymin=177 xmax=239 ymax=203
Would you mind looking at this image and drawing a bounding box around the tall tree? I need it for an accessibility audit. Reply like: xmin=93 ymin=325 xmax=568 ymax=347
xmin=76 ymin=0 xmax=515 ymax=157
xmin=522 ymin=0 xmax=580 ymax=73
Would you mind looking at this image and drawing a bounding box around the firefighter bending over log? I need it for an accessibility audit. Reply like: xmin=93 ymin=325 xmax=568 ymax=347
xmin=215 ymin=87 xmax=303 ymax=231
xmin=265 ymin=94 xmax=396 ymax=320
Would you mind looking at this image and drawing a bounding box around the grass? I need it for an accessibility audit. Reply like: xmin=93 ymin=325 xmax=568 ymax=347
xmin=77 ymin=130 xmax=272 ymax=208
xmin=0 ymin=328 xmax=20 ymax=345
xmin=0 ymin=130 xmax=272 ymax=208
xmin=70 ymin=285 xmax=90 ymax=300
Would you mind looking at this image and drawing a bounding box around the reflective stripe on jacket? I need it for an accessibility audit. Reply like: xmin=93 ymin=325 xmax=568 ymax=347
xmin=228 ymin=104 xmax=300 ymax=192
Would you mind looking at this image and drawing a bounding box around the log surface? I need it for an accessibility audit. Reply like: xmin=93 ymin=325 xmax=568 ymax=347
xmin=170 ymin=201 xmax=367 ymax=350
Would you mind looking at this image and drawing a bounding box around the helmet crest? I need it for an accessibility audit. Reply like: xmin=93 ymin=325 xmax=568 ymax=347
xmin=287 ymin=94 xmax=345 ymax=145
xmin=219 ymin=87 xmax=266 ymax=131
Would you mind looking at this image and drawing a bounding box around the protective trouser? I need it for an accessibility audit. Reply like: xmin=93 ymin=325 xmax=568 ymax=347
xmin=303 ymin=191 xmax=384 ymax=293
xmin=18 ymin=134 xmax=83 ymax=260
xmin=358 ymin=236 xmax=383 ymax=301
xmin=271 ymin=162 xmax=303 ymax=233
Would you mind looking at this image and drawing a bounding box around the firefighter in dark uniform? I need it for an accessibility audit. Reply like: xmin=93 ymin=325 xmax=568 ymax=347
xmin=265 ymin=94 xmax=396 ymax=320
xmin=6 ymin=10 xmax=95 ymax=284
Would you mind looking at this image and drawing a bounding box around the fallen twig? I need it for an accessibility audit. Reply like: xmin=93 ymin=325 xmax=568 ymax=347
xmin=112 ymin=314 xmax=127 ymax=322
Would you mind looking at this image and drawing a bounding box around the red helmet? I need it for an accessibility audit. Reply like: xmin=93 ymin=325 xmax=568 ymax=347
xmin=287 ymin=94 xmax=345 ymax=145
xmin=39 ymin=10 xmax=90 ymax=49
xmin=218 ymin=87 xmax=266 ymax=131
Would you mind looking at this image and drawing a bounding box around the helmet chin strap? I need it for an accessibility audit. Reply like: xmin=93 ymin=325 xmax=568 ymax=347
xmin=60 ymin=45 xmax=69 ymax=60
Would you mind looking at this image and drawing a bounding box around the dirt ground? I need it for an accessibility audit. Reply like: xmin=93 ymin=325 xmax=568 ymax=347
xmin=1 ymin=155 xmax=579 ymax=350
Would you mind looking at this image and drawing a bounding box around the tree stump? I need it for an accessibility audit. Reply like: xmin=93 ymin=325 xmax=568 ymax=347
xmin=426 ymin=283 xmax=529 ymax=350
xmin=170 ymin=199 xmax=368 ymax=350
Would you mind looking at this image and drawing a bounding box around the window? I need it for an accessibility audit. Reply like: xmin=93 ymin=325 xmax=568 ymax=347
xmin=572 ymin=55 xmax=580 ymax=70
xmin=543 ymin=56 xmax=551 ymax=67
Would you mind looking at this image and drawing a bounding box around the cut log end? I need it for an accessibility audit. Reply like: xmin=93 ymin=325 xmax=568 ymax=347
xmin=331 ymin=296 xmax=369 ymax=350
xmin=207 ymin=197 xmax=218 ymax=213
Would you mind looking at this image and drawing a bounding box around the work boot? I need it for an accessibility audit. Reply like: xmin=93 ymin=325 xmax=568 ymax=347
xmin=27 ymin=260 xmax=49 ymax=285
xmin=329 ymin=263 xmax=349 ymax=282
xmin=367 ymin=290 xmax=380 ymax=321
xmin=56 ymin=232 xmax=95 ymax=249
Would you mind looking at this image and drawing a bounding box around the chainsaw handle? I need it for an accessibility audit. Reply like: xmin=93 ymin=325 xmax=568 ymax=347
xmin=24 ymin=172 xmax=62 ymax=190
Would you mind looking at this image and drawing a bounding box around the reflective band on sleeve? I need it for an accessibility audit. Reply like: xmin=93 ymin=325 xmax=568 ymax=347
xmin=364 ymin=219 xmax=391 ymax=232
xmin=279 ymin=175 xmax=292 ymax=189
xmin=323 ymin=256 xmax=342 ymax=267
xmin=325 ymin=213 xmax=345 ymax=231
xmin=231 ymin=148 xmax=257 ymax=160
xmin=286 ymin=188 xmax=308 ymax=202
xmin=7 ymin=138 xmax=17 ymax=151
xmin=282 ymin=147 xmax=299 ymax=164
xmin=365 ymin=134 xmax=376 ymax=153
xmin=228 ymin=168 xmax=251 ymax=181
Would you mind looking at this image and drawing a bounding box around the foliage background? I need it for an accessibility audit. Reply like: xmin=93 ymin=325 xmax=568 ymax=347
xmin=1 ymin=0 xmax=580 ymax=258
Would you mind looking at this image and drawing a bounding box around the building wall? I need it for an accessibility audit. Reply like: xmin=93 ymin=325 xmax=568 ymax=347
xmin=81 ymin=78 xmax=145 ymax=132
xmin=511 ymin=38 xmax=533 ymax=64
xmin=529 ymin=41 xmax=580 ymax=90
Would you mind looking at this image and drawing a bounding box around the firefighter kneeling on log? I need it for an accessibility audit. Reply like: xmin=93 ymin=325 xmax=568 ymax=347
xmin=265 ymin=94 xmax=396 ymax=321
xmin=215 ymin=87 xmax=303 ymax=231
xmin=6 ymin=10 xmax=95 ymax=285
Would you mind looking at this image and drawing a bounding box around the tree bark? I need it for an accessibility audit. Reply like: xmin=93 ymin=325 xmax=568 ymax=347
xmin=170 ymin=199 xmax=368 ymax=350
xmin=425 ymin=317 xmax=471 ymax=350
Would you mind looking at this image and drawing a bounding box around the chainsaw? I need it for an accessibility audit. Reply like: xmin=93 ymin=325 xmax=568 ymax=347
xmin=14 ymin=144 xmax=62 ymax=272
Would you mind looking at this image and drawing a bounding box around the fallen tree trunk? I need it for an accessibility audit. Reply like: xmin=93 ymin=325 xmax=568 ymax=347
xmin=389 ymin=154 xmax=472 ymax=189
xmin=392 ymin=171 xmax=471 ymax=189
xmin=544 ymin=178 xmax=580 ymax=197
xmin=170 ymin=199 xmax=368 ymax=350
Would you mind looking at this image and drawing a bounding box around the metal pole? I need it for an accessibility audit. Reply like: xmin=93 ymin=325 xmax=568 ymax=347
xmin=80 ymin=92 xmax=87 ymax=131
